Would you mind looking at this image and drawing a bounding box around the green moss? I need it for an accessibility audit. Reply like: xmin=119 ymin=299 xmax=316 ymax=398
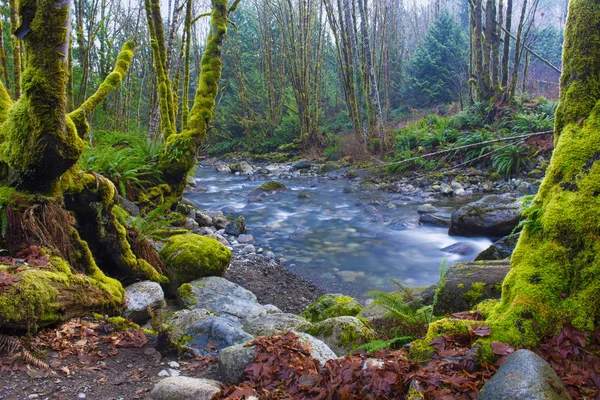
xmin=0 ymin=255 xmax=124 ymax=331
xmin=177 ymin=283 xmax=197 ymax=306
xmin=301 ymin=294 xmax=363 ymax=323
xmin=112 ymin=205 xmax=130 ymax=226
xmin=107 ymin=316 xmax=140 ymax=331
xmin=160 ymin=233 xmax=231 ymax=286
xmin=457 ymin=283 xmax=465 ymax=289
xmin=409 ymin=318 xmax=479 ymax=361
xmin=258 ymin=180 xmax=286 ymax=192
xmin=463 ymin=282 xmax=486 ymax=305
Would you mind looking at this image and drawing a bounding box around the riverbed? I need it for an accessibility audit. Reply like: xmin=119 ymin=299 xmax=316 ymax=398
xmin=186 ymin=166 xmax=492 ymax=299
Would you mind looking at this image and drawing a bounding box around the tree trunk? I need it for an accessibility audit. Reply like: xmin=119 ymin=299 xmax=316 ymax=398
xmin=8 ymin=0 xmax=21 ymax=100
xmin=500 ymin=0 xmax=512 ymax=89
xmin=487 ymin=0 xmax=600 ymax=346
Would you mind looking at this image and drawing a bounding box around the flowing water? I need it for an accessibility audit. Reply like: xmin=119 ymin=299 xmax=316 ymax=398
xmin=186 ymin=166 xmax=493 ymax=299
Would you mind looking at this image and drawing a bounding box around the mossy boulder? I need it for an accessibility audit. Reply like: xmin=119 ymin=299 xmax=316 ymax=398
xmin=301 ymin=316 xmax=375 ymax=356
xmin=475 ymin=233 xmax=520 ymax=261
xmin=0 ymin=256 xmax=124 ymax=330
xmin=409 ymin=318 xmax=481 ymax=361
xmin=449 ymin=194 xmax=522 ymax=237
xmin=248 ymin=181 xmax=287 ymax=199
xmin=431 ymin=260 xmax=510 ymax=315
xmin=160 ymin=234 xmax=231 ymax=288
xmin=224 ymin=216 xmax=247 ymax=236
xmin=300 ymin=294 xmax=363 ymax=323
xmin=319 ymin=162 xmax=340 ymax=174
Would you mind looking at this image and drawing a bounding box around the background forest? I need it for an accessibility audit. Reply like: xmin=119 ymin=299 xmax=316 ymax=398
xmin=0 ymin=0 xmax=567 ymax=159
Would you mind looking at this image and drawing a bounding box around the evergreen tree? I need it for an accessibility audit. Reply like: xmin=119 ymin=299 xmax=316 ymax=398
xmin=405 ymin=12 xmax=468 ymax=107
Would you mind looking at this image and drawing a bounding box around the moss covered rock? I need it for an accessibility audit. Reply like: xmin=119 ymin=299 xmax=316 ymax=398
xmin=300 ymin=294 xmax=363 ymax=323
xmin=0 ymin=256 xmax=124 ymax=330
xmin=160 ymin=234 xmax=231 ymax=287
xmin=249 ymin=180 xmax=287 ymax=199
xmin=449 ymin=194 xmax=522 ymax=237
xmin=301 ymin=316 xmax=375 ymax=356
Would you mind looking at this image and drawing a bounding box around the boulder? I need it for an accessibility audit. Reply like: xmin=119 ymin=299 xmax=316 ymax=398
xmin=391 ymin=219 xmax=420 ymax=231
xmin=319 ymin=162 xmax=339 ymax=174
xmin=441 ymin=242 xmax=476 ymax=256
xmin=225 ymin=216 xmax=247 ymax=236
xmin=301 ymin=294 xmax=363 ymax=323
xmin=230 ymin=161 xmax=253 ymax=175
xmin=302 ymin=316 xmax=375 ymax=356
xmin=419 ymin=213 xmax=451 ymax=227
xmin=160 ymin=234 xmax=231 ymax=288
xmin=248 ymin=181 xmax=287 ymax=198
xmin=475 ymin=233 xmax=520 ymax=261
xmin=292 ymin=160 xmax=312 ymax=169
xmin=119 ymin=195 xmax=140 ymax=217
xmin=449 ymin=194 xmax=521 ymax=237
xmin=151 ymin=377 xmax=222 ymax=400
xmin=195 ymin=212 xmax=213 ymax=228
xmin=123 ymin=281 xmax=166 ymax=323
xmin=178 ymin=277 xmax=267 ymax=323
xmin=215 ymin=163 xmax=231 ymax=173
xmin=417 ymin=204 xmax=438 ymax=214
xmin=440 ymin=183 xmax=454 ymax=195
xmin=479 ymin=350 xmax=571 ymax=400
xmin=431 ymin=260 xmax=510 ymax=315
xmin=243 ymin=313 xmax=310 ymax=337
xmin=212 ymin=216 xmax=230 ymax=230
xmin=218 ymin=333 xmax=337 ymax=383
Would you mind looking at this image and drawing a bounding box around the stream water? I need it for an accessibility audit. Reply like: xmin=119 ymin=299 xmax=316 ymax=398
xmin=186 ymin=166 xmax=493 ymax=299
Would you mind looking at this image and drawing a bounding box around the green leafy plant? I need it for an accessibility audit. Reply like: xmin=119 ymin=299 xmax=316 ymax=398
xmin=513 ymin=195 xmax=543 ymax=235
xmin=433 ymin=257 xmax=449 ymax=310
xmin=491 ymin=144 xmax=533 ymax=177
xmin=367 ymin=279 xmax=434 ymax=327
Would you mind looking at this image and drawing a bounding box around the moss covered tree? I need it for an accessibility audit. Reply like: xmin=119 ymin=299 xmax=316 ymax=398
xmin=485 ymin=0 xmax=600 ymax=346
xmin=0 ymin=0 xmax=166 ymax=330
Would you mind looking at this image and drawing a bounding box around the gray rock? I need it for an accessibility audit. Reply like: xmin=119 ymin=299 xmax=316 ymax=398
xmin=475 ymin=233 xmax=520 ymax=261
xmin=240 ymin=244 xmax=256 ymax=254
xmin=237 ymin=234 xmax=254 ymax=244
xmin=184 ymin=218 xmax=199 ymax=231
xmin=451 ymin=181 xmax=463 ymax=190
xmin=417 ymin=204 xmax=439 ymax=214
xmin=479 ymin=350 xmax=571 ymax=400
xmin=216 ymin=163 xmax=231 ymax=173
xmin=230 ymin=161 xmax=253 ymax=175
xmin=195 ymin=212 xmax=213 ymax=228
xmin=119 ymin=195 xmax=140 ymax=217
xmin=441 ymin=242 xmax=476 ymax=256
xmin=212 ymin=216 xmax=229 ymax=230
xmin=225 ymin=216 xmax=247 ymax=236
xmin=431 ymin=260 xmax=510 ymax=315
xmin=181 ymin=315 xmax=253 ymax=356
xmin=218 ymin=333 xmax=336 ymax=384
xmin=123 ymin=281 xmax=166 ymax=323
xmin=179 ymin=277 xmax=267 ymax=323
xmin=391 ymin=219 xmax=420 ymax=231
xmin=449 ymin=194 xmax=521 ymax=237
xmin=292 ymin=160 xmax=312 ymax=169
xmin=527 ymin=169 xmax=544 ymax=179
xmin=440 ymin=183 xmax=454 ymax=195
xmin=151 ymin=377 xmax=222 ymax=400
xmin=243 ymin=313 xmax=310 ymax=337
xmin=263 ymin=304 xmax=282 ymax=314
xmin=302 ymin=316 xmax=374 ymax=356
xmin=419 ymin=213 xmax=451 ymax=227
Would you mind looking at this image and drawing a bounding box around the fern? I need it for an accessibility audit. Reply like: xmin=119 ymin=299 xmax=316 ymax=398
xmin=353 ymin=336 xmax=414 ymax=353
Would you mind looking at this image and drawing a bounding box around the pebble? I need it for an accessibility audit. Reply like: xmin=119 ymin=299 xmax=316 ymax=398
xmin=168 ymin=361 xmax=180 ymax=369
xmin=168 ymin=368 xmax=181 ymax=377
xmin=78 ymin=393 xmax=86 ymax=399
xmin=158 ymin=370 xmax=170 ymax=377
xmin=28 ymin=395 xmax=39 ymax=399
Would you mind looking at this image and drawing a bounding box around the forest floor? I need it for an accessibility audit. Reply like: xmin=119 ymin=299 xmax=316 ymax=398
xmin=0 ymin=253 xmax=322 ymax=400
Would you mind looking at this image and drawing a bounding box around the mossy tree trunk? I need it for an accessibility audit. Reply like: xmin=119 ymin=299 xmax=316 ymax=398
xmin=0 ymin=0 xmax=166 ymax=330
xmin=487 ymin=0 xmax=600 ymax=346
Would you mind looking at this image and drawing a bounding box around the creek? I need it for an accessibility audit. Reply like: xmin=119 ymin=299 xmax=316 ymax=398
xmin=187 ymin=166 xmax=493 ymax=299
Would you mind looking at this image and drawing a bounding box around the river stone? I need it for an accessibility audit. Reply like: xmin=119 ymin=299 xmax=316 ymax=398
xmin=212 ymin=215 xmax=229 ymax=230
xmin=449 ymin=194 xmax=521 ymax=237
xmin=178 ymin=277 xmax=267 ymax=323
xmin=216 ymin=163 xmax=231 ymax=173
xmin=419 ymin=213 xmax=451 ymax=227
xmin=195 ymin=212 xmax=213 ymax=227
xmin=230 ymin=161 xmax=253 ymax=175
xmin=475 ymin=233 xmax=520 ymax=261
xmin=302 ymin=316 xmax=375 ymax=356
xmin=441 ymin=242 xmax=476 ymax=256
xmin=301 ymin=294 xmax=363 ymax=323
xmin=320 ymin=162 xmax=339 ymax=174
xmin=218 ymin=332 xmax=337 ymax=383
xmin=243 ymin=313 xmax=310 ymax=337
xmin=123 ymin=281 xmax=166 ymax=323
xmin=292 ymin=160 xmax=312 ymax=169
xmin=181 ymin=315 xmax=253 ymax=356
xmin=391 ymin=218 xmax=420 ymax=231
xmin=237 ymin=234 xmax=254 ymax=244
xmin=248 ymin=181 xmax=287 ymax=198
xmin=225 ymin=216 xmax=247 ymax=236
xmin=432 ymin=260 xmax=510 ymax=315
xmin=119 ymin=195 xmax=140 ymax=217
xmin=479 ymin=350 xmax=571 ymax=400
xmin=151 ymin=377 xmax=222 ymax=400
xmin=417 ymin=204 xmax=438 ymax=214
xmin=440 ymin=183 xmax=454 ymax=195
